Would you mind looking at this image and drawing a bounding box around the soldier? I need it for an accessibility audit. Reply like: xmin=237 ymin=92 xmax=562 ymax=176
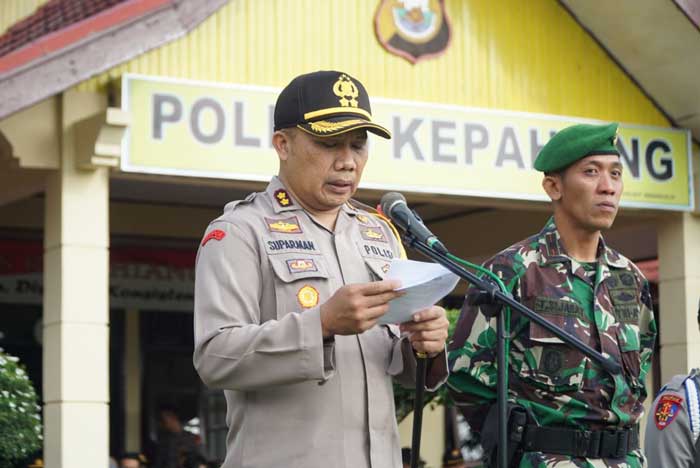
xmin=447 ymin=123 xmax=656 ymax=467
xmin=193 ymin=70 xmax=449 ymax=468
xmin=644 ymin=302 xmax=700 ymax=467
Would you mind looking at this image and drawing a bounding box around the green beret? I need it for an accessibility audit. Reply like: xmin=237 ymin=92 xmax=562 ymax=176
xmin=534 ymin=122 xmax=620 ymax=172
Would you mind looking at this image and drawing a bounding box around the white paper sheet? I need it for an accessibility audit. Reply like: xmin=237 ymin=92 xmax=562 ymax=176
xmin=378 ymin=259 xmax=460 ymax=324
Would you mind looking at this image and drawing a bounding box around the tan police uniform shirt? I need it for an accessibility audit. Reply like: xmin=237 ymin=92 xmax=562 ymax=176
xmin=193 ymin=177 xmax=447 ymax=468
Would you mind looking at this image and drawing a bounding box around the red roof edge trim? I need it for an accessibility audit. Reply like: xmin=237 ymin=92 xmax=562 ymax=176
xmin=0 ymin=0 xmax=173 ymax=75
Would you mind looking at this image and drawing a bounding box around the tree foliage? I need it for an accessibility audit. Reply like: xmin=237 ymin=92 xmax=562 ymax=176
xmin=0 ymin=349 xmax=42 ymax=464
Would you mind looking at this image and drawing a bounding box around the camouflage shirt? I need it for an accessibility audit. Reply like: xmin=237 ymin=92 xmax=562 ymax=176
xmin=448 ymin=217 xmax=656 ymax=467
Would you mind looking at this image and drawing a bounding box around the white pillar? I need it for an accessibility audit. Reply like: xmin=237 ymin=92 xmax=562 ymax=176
xmin=43 ymin=89 xmax=110 ymax=467
xmin=125 ymin=309 xmax=142 ymax=452
xmin=657 ymin=212 xmax=700 ymax=383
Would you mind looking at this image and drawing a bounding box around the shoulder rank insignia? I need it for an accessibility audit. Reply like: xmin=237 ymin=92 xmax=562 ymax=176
xmin=654 ymin=394 xmax=683 ymax=430
xmin=274 ymin=189 xmax=293 ymax=207
xmin=266 ymin=216 xmax=302 ymax=234
xmin=297 ymin=285 xmax=319 ymax=308
xmin=287 ymin=259 xmax=318 ymax=273
xmin=360 ymin=226 xmax=387 ymax=243
xmin=201 ymin=229 xmax=226 ymax=246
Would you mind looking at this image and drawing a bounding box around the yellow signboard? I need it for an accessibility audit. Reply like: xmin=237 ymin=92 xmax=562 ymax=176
xmin=122 ymin=74 xmax=693 ymax=211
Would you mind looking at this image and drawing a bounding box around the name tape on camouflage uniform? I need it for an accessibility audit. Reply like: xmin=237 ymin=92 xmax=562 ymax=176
xmin=534 ymin=296 xmax=585 ymax=320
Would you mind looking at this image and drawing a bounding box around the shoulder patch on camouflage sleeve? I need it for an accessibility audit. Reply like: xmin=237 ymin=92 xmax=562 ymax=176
xmin=654 ymin=394 xmax=683 ymax=430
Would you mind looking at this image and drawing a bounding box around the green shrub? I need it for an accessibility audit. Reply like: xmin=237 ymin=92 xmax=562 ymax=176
xmin=0 ymin=349 xmax=42 ymax=464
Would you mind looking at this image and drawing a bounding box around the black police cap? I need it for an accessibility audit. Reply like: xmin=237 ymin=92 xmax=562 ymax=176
xmin=274 ymin=70 xmax=391 ymax=139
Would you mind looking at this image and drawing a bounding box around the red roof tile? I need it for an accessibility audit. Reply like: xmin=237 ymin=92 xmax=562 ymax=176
xmin=0 ymin=0 xmax=128 ymax=58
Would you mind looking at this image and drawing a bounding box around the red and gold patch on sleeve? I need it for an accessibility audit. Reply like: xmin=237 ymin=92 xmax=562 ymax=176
xmin=654 ymin=394 xmax=683 ymax=430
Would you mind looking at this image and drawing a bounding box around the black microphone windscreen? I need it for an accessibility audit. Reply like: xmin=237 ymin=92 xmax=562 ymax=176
xmin=380 ymin=192 xmax=406 ymax=218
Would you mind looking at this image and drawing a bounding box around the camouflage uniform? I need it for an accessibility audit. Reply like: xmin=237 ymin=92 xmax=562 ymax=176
xmin=448 ymin=217 xmax=656 ymax=467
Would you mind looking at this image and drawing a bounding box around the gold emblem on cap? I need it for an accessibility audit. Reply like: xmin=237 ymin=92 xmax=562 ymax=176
xmin=297 ymin=285 xmax=319 ymax=308
xmin=333 ymin=74 xmax=359 ymax=108
xmin=309 ymin=119 xmax=365 ymax=134
xmin=613 ymin=127 xmax=619 ymax=145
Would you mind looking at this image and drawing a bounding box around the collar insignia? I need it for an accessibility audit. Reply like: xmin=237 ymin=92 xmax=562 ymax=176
xmin=274 ymin=189 xmax=293 ymax=207
xmin=266 ymin=216 xmax=303 ymax=234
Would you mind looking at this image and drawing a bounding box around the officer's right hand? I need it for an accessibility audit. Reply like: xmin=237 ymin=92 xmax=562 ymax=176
xmin=320 ymin=280 xmax=402 ymax=337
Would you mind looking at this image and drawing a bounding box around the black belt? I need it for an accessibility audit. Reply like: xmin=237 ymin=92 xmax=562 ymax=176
xmin=522 ymin=425 xmax=639 ymax=459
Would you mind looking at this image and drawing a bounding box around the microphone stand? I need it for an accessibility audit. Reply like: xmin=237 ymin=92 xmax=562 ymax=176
xmin=411 ymin=354 xmax=427 ymax=468
xmin=400 ymin=233 xmax=621 ymax=468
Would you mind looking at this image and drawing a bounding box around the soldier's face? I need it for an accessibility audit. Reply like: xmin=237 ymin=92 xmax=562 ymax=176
xmin=548 ymin=154 xmax=623 ymax=232
xmin=274 ymin=128 xmax=369 ymax=213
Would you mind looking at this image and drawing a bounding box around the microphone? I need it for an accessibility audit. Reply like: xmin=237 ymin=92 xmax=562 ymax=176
xmin=380 ymin=192 xmax=448 ymax=255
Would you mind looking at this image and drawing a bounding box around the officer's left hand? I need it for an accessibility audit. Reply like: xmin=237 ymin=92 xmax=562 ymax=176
xmin=399 ymin=306 xmax=449 ymax=357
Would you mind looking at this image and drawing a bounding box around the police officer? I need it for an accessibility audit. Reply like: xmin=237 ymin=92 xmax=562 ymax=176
xmin=193 ymin=70 xmax=449 ymax=468
xmin=447 ymin=123 xmax=656 ymax=467
xmin=644 ymin=302 xmax=700 ymax=467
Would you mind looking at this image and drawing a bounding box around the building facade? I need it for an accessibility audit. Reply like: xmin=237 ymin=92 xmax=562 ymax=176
xmin=0 ymin=1 xmax=698 ymax=466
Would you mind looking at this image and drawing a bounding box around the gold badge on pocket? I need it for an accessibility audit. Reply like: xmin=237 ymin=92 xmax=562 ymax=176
xmin=297 ymin=285 xmax=319 ymax=308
